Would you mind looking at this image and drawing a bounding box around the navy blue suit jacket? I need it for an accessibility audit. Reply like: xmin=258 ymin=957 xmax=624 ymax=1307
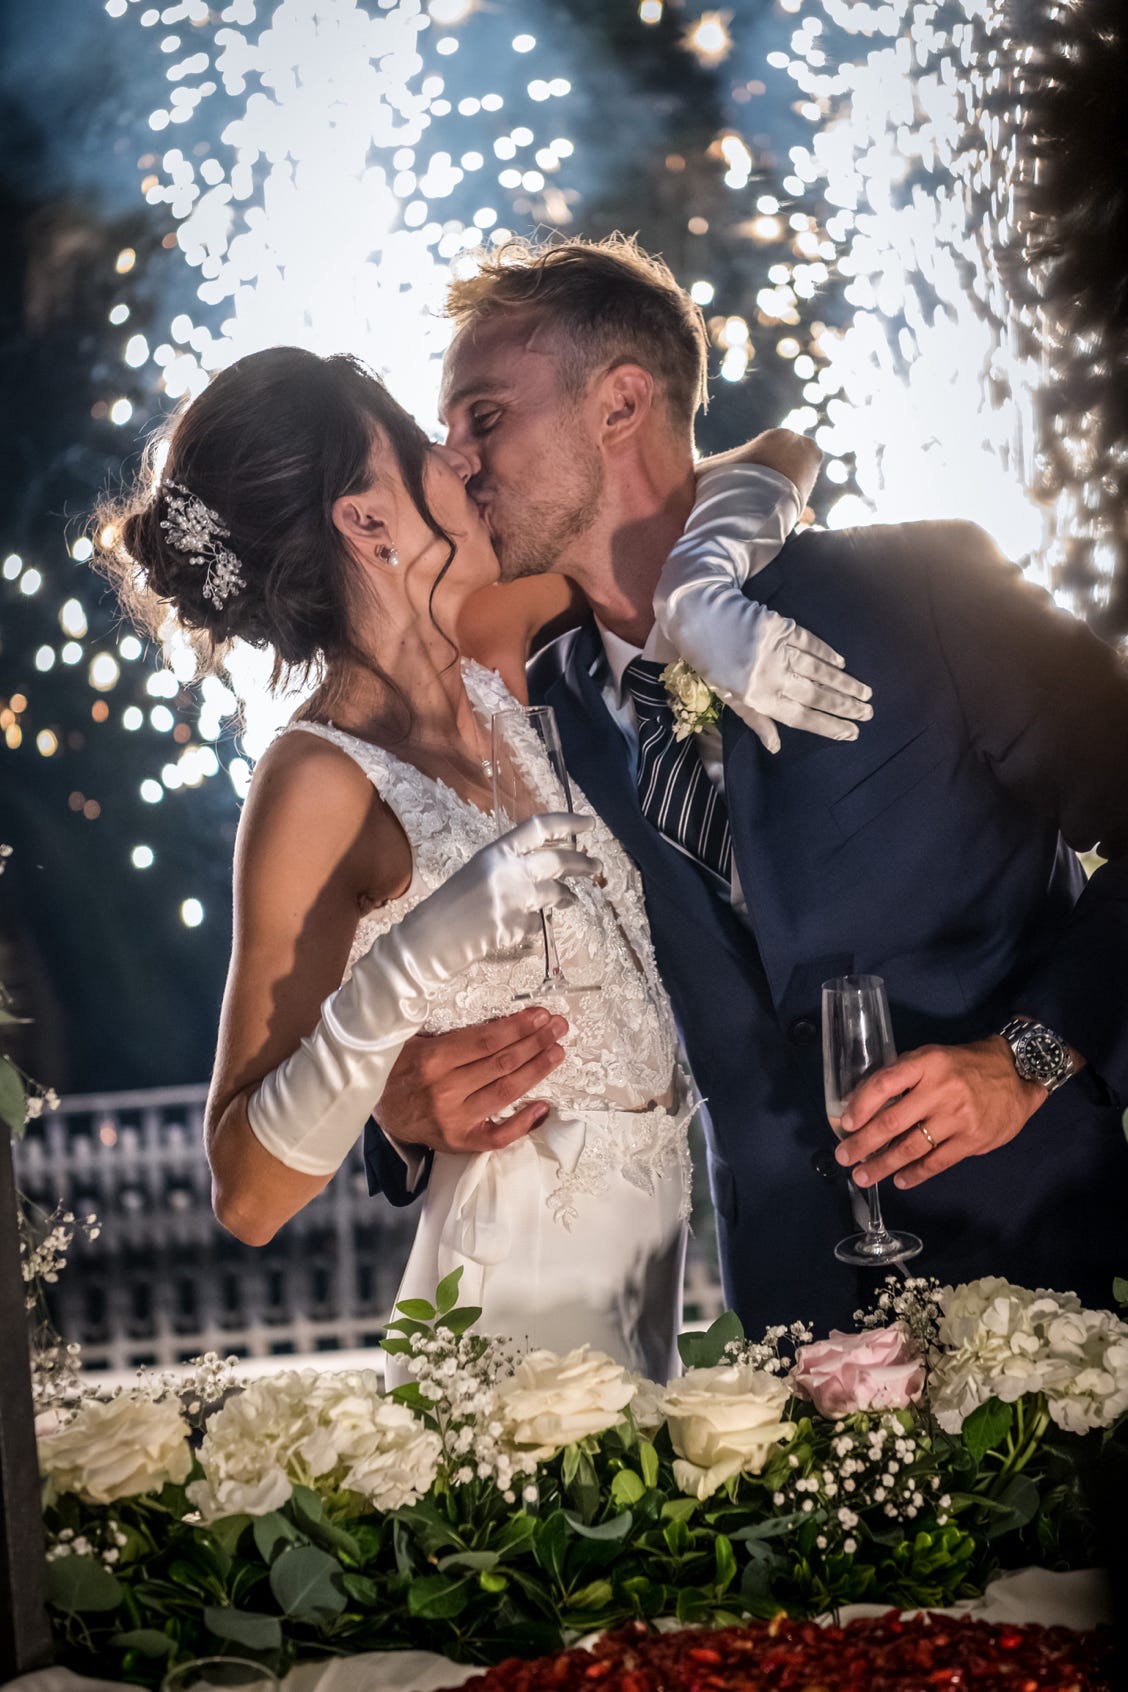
xmin=367 ymin=520 xmax=1128 ymax=1334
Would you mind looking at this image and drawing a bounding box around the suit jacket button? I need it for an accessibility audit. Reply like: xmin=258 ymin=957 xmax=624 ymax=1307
xmin=789 ymin=1016 xmax=818 ymax=1047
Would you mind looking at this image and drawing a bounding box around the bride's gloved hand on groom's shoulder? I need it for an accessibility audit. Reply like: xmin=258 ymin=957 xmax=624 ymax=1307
xmin=656 ymin=431 xmax=874 ymax=754
xmin=239 ymin=813 xmax=598 ymax=1181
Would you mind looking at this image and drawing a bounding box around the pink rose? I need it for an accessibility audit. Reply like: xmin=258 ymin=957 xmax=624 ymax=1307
xmin=791 ymin=1324 xmax=924 ymax=1418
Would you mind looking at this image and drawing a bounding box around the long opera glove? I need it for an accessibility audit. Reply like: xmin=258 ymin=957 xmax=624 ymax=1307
xmin=247 ymin=814 xmax=597 ymax=1176
xmin=654 ymin=464 xmax=873 ymax=754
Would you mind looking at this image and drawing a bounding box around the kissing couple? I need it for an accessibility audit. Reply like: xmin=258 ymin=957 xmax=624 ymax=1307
xmin=100 ymin=235 xmax=1128 ymax=1379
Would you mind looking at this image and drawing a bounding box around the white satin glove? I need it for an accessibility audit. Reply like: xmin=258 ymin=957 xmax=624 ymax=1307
xmin=247 ymin=813 xmax=597 ymax=1177
xmin=654 ymin=464 xmax=873 ymax=754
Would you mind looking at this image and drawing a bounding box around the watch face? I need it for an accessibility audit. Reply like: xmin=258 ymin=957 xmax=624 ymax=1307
xmin=1014 ymin=1028 xmax=1068 ymax=1084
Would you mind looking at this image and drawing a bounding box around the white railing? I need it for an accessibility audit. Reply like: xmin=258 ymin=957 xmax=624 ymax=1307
xmin=14 ymin=1085 xmax=725 ymax=1373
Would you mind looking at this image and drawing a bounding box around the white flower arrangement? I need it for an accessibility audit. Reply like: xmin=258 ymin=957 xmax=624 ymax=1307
xmin=186 ymin=1367 xmax=442 ymax=1521
xmin=930 ymin=1276 xmax=1128 ymax=1435
xmin=38 ymin=1390 xmax=193 ymax=1505
xmin=660 ymin=658 xmax=723 ymax=740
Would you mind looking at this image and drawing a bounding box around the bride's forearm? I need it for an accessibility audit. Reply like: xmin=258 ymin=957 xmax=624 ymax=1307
xmin=206 ymin=1087 xmax=332 ymax=1247
xmin=697 ymin=428 xmax=822 ymax=508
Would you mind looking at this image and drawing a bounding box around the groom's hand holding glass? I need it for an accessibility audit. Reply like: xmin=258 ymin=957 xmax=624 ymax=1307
xmin=834 ymin=1032 xmax=1085 ymax=1191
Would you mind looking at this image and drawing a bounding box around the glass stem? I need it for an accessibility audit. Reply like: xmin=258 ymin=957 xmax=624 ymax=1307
xmin=864 ymin=1181 xmax=892 ymax=1241
xmin=541 ymin=909 xmax=565 ymax=982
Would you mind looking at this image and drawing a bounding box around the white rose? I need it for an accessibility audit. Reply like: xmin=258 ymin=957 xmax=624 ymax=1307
xmin=495 ymin=1346 xmax=636 ymax=1461
xmin=659 ymin=1365 xmax=794 ymax=1500
xmin=39 ymin=1391 xmax=192 ymax=1505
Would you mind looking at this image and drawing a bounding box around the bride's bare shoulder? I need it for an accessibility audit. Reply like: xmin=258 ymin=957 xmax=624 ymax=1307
xmin=235 ymin=728 xmax=409 ymax=904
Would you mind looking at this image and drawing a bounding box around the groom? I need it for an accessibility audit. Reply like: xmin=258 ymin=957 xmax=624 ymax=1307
xmin=366 ymin=235 xmax=1128 ymax=1335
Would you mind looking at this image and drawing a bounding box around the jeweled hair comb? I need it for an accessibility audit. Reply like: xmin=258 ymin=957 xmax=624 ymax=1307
xmin=159 ymin=481 xmax=246 ymax=610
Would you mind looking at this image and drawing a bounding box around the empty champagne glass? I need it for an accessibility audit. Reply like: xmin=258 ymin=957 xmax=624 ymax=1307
xmin=491 ymin=705 xmax=601 ymax=998
xmin=821 ymin=974 xmax=923 ymax=1267
xmin=161 ymin=1659 xmax=279 ymax=1692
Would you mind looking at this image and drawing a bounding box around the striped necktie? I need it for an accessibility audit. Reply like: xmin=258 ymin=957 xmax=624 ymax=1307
xmin=623 ymin=656 xmax=732 ymax=890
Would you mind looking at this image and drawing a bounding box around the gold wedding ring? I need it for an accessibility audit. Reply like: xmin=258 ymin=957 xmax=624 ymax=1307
xmin=916 ymin=1123 xmax=936 ymax=1150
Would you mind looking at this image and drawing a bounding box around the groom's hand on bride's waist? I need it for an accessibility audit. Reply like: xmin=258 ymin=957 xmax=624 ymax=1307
xmin=374 ymin=1008 xmax=568 ymax=1155
xmin=833 ymin=1037 xmax=1081 ymax=1191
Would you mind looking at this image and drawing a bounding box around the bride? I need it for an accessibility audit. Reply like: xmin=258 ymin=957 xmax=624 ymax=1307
xmin=97 ymin=346 xmax=839 ymax=1382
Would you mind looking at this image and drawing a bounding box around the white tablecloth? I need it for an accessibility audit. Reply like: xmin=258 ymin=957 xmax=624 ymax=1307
xmin=4 ymin=1567 xmax=1114 ymax=1692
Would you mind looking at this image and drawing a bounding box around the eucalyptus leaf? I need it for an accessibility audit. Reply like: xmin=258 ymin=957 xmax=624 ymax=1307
xmin=203 ymin=1605 xmax=283 ymax=1650
xmin=1113 ymin=1276 xmax=1128 ymax=1308
xmin=110 ymin=1629 xmax=175 ymax=1659
xmin=961 ymin=1396 xmax=1014 ymax=1463
xmin=252 ymin=1511 xmax=303 ymax=1566
xmin=291 ymin=1487 xmax=361 ymax=1560
xmin=563 ymin=1509 xmax=633 ymax=1542
xmin=208 ymin=1513 xmax=252 ymax=1556
xmin=289 ymin=1484 xmax=325 ymax=1525
xmin=729 ymin=1512 xmax=807 ymax=1542
xmin=0 ymin=1055 xmax=27 ymax=1136
xmin=269 ymin=1544 xmax=346 ymax=1621
xmin=45 ymin=1555 xmax=124 ymax=1614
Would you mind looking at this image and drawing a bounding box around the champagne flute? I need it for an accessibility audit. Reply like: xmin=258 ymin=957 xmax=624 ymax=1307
xmin=821 ymin=974 xmax=923 ymax=1267
xmin=491 ymin=705 xmax=601 ymax=998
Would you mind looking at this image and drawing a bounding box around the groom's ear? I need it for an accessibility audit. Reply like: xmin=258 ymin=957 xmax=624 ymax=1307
xmin=594 ymin=362 xmax=655 ymax=448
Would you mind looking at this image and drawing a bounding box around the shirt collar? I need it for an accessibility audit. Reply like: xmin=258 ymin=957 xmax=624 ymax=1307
xmin=594 ymin=617 xmax=677 ymax=706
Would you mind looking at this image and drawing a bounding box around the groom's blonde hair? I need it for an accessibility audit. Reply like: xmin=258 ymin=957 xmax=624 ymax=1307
xmin=445 ymin=233 xmax=709 ymax=430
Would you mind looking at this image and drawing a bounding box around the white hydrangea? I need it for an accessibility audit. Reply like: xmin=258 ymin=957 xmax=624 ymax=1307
xmin=930 ymin=1278 xmax=1128 ymax=1434
xmin=187 ymin=1369 xmax=441 ymax=1522
xmin=38 ymin=1390 xmax=192 ymax=1505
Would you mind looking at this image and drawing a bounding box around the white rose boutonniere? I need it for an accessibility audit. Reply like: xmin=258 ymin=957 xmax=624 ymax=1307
xmin=661 ymin=659 xmax=723 ymax=741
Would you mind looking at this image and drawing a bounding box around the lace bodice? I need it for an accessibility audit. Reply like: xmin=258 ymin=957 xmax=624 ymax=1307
xmin=283 ymin=662 xmax=680 ymax=1123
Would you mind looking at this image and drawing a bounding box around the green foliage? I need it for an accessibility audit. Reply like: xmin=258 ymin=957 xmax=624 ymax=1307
xmin=0 ymin=1052 xmax=26 ymax=1135
xmin=40 ymin=1280 xmax=1122 ymax=1688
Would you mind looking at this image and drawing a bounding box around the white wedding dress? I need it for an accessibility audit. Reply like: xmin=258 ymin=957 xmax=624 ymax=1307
xmin=288 ymin=661 xmax=693 ymax=1383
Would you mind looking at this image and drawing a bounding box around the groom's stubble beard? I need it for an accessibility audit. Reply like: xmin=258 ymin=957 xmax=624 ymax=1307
xmin=487 ymin=431 xmax=606 ymax=583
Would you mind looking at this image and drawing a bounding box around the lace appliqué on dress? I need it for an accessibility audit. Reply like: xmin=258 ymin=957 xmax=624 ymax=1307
xmin=280 ymin=661 xmax=692 ymax=1227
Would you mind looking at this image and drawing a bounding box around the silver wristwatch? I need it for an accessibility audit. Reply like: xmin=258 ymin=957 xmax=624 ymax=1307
xmin=997 ymin=1016 xmax=1076 ymax=1093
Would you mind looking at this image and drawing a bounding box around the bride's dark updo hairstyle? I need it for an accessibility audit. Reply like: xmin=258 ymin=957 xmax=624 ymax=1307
xmin=97 ymin=347 xmax=452 ymax=698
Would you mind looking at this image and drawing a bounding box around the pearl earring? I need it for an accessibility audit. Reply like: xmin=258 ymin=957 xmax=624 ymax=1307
xmin=375 ymin=543 xmax=400 ymax=569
